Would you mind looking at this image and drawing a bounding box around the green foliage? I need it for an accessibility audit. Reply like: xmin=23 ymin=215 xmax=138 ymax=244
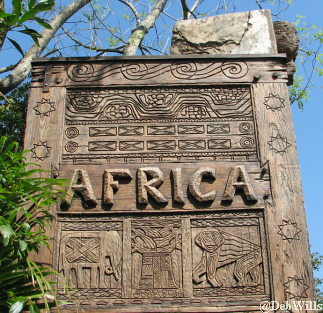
xmin=0 ymin=82 xmax=30 ymax=146
xmin=0 ymin=0 xmax=54 ymax=52
xmin=0 ymin=136 xmax=66 ymax=313
xmin=289 ymin=76 xmax=309 ymax=110
xmin=293 ymin=15 xmax=323 ymax=109
xmin=312 ymin=252 xmax=323 ymax=312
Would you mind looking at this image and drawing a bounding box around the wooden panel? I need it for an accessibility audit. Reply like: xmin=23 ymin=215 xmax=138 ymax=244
xmin=59 ymin=161 xmax=269 ymax=212
xmin=23 ymin=56 xmax=315 ymax=313
xmin=24 ymin=86 xmax=66 ymax=266
xmin=55 ymin=211 xmax=270 ymax=311
xmin=62 ymin=85 xmax=258 ymax=163
xmin=252 ymin=83 xmax=315 ymax=308
xmin=30 ymin=56 xmax=288 ymax=90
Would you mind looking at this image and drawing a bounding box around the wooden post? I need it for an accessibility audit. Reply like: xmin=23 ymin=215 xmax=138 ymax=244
xmin=253 ymin=83 xmax=315 ymax=306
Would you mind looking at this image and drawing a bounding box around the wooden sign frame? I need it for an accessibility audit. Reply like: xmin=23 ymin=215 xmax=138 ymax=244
xmin=24 ymin=55 xmax=314 ymax=312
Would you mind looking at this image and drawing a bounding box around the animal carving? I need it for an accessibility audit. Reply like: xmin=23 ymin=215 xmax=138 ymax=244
xmin=193 ymin=229 xmax=262 ymax=287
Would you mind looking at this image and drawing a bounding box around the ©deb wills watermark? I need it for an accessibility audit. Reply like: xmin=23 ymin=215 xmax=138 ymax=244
xmin=260 ymin=300 xmax=322 ymax=312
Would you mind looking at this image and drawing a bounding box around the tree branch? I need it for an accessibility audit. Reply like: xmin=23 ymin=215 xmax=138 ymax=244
xmin=62 ymin=27 xmax=124 ymax=54
xmin=123 ymin=0 xmax=168 ymax=56
xmin=187 ymin=0 xmax=200 ymax=19
xmin=0 ymin=0 xmax=91 ymax=94
xmin=118 ymin=0 xmax=140 ymax=25
xmin=0 ymin=62 xmax=19 ymax=74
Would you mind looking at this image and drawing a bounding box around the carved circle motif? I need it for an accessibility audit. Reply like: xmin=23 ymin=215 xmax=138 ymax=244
xmin=65 ymin=141 xmax=78 ymax=153
xmin=65 ymin=127 xmax=79 ymax=139
xmin=67 ymin=63 xmax=94 ymax=81
xmin=240 ymin=137 xmax=254 ymax=148
xmin=121 ymin=63 xmax=149 ymax=80
xmin=221 ymin=61 xmax=248 ymax=79
xmin=170 ymin=61 xmax=197 ymax=79
xmin=239 ymin=122 xmax=253 ymax=134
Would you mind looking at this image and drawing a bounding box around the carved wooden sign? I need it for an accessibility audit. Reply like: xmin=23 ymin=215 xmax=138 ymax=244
xmin=24 ymin=55 xmax=314 ymax=312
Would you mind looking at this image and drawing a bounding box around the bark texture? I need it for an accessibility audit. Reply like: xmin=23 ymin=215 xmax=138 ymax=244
xmin=123 ymin=0 xmax=168 ymax=56
xmin=0 ymin=0 xmax=91 ymax=94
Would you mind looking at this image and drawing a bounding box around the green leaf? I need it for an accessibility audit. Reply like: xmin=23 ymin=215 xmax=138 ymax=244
xmin=12 ymin=0 xmax=22 ymax=16
xmin=19 ymin=10 xmax=38 ymax=23
xmin=34 ymin=17 xmax=51 ymax=29
xmin=0 ymin=11 xmax=14 ymax=19
xmin=7 ymin=38 xmax=25 ymax=57
xmin=33 ymin=0 xmax=54 ymax=12
xmin=0 ymin=225 xmax=14 ymax=246
xmin=28 ymin=0 xmax=37 ymax=10
xmin=9 ymin=301 xmax=24 ymax=313
xmin=19 ymin=239 xmax=28 ymax=251
xmin=19 ymin=27 xmax=42 ymax=37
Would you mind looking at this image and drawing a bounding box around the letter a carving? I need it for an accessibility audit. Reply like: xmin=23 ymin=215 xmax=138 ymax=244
xmin=222 ymin=165 xmax=257 ymax=202
xmin=137 ymin=167 xmax=167 ymax=204
xmin=64 ymin=169 xmax=97 ymax=207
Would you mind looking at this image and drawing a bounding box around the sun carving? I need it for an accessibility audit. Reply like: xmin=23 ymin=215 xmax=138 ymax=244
xmin=277 ymin=219 xmax=301 ymax=243
xmin=31 ymin=141 xmax=51 ymax=161
xmin=268 ymin=134 xmax=291 ymax=155
xmin=263 ymin=93 xmax=285 ymax=112
xmin=33 ymin=98 xmax=55 ymax=117
xmin=284 ymin=276 xmax=309 ymax=300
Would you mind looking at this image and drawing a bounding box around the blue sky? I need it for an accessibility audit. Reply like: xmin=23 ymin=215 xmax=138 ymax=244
xmin=284 ymin=0 xmax=323 ymax=278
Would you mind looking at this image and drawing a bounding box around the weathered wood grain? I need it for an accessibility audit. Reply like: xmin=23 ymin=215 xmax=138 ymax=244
xmin=252 ymin=83 xmax=315 ymax=311
xmin=23 ymin=56 xmax=315 ymax=313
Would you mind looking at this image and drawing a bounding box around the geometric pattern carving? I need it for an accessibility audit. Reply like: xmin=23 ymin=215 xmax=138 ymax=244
xmin=89 ymin=141 xmax=117 ymax=151
xmin=178 ymin=140 xmax=206 ymax=150
xmin=277 ymin=219 xmax=301 ymax=243
xmin=208 ymin=139 xmax=231 ymax=149
xmin=147 ymin=140 xmax=176 ymax=151
xmin=65 ymin=237 xmax=100 ymax=263
xmin=65 ymin=127 xmax=79 ymax=138
xmin=31 ymin=141 xmax=51 ymax=161
xmin=63 ymin=86 xmax=258 ymax=162
xmin=268 ymin=134 xmax=291 ymax=155
xmin=148 ymin=126 xmax=175 ymax=135
xmin=207 ymin=124 xmax=230 ymax=134
xmin=67 ymin=60 xmax=249 ymax=83
xmin=33 ymin=98 xmax=55 ymax=117
xmin=178 ymin=125 xmax=204 ymax=134
xmin=263 ymin=93 xmax=285 ymax=112
xmin=239 ymin=122 xmax=253 ymax=134
xmin=119 ymin=126 xmax=144 ymax=136
xmin=240 ymin=137 xmax=255 ymax=148
xmin=284 ymin=276 xmax=309 ymax=300
xmin=65 ymin=141 xmax=78 ymax=153
xmin=89 ymin=127 xmax=117 ymax=137
xmin=119 ymin=141 xmax=144 ymax=151
xmin=66 ymin=87 xmax=252 ymax=122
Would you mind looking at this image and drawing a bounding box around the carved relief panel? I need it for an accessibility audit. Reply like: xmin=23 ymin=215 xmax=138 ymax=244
xmin=24 ymin=56 xmax=315 ymax=312
xmin=63 ymin=86 xmax=257 ymax=162
xmin=55 ymin=211 xmax=270 ymax=309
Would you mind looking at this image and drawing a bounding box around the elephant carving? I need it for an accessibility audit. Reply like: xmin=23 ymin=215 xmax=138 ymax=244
xmin=59 ymin=231 xmax=122 ymax=289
